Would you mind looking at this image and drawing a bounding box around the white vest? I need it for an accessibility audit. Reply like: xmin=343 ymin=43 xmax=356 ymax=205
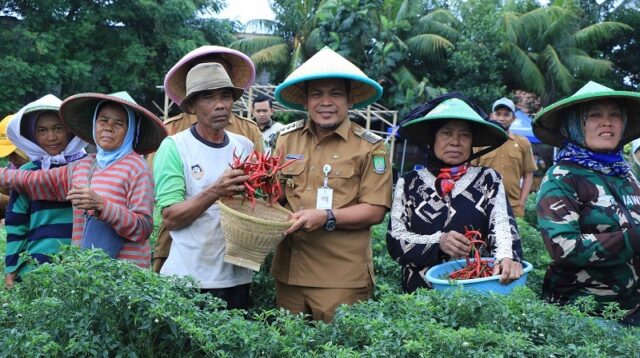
xmin=160 ymin=129 xmax=253 ymax=288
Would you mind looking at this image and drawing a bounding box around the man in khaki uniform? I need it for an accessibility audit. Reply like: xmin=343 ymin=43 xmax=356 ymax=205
xmin=473 ymin=98 xmax=537 ymax=217
xmin=272 ymin=47 xmax=392 ymax=322
xmin=150 ymin=46 xmax=262 ymax=273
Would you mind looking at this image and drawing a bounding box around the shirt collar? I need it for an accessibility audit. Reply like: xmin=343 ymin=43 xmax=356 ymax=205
xmin=302 ymin=117 xmax=351 ymax=141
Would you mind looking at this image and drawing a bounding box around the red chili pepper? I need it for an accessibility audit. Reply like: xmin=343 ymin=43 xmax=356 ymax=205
xmin=448 ymin=227 xmax=494 ymax=280
xmin=229 ymin=150 xmax=299 ymax=210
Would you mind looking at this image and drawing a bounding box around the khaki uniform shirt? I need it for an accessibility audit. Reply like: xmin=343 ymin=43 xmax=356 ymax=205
xmin=147 ymin=113 xmax=263 ymax=170
xmin=271 ymin=118 xmax=393 ymax=288
xmin=473 ymin=133 xmax=537 ymax=217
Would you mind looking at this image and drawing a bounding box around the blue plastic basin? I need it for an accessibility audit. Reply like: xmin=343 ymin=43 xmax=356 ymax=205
xmin=425 ymin=258 xmax=533 ymax=295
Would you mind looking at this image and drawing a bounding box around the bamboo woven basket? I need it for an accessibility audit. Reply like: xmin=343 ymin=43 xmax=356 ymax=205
xmin=219 ymin=196 xmax=293 ymax=271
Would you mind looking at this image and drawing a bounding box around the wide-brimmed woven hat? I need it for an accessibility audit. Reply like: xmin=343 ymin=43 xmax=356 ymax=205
xmin=275 ymin=46 xmax=383 ymax=110
xmin=60 ymin=92 xmax=167 ymax=154
xmin=164 ymin=45 xmax=255 ymax=105
xmin=179 ymin=63 xmax=244 ymax=113
xmin=0 ymin=114 xmax=17 ymax=158
xmin=533 ymin=81 xmax=640 ymax=147
xmin=400 ymin=98 xmax=508 ymax=147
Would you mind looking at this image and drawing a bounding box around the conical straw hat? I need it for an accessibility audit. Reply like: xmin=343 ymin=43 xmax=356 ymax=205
xmin=275 ymin=46 xmax=383 ymax=110
xmin=60 ymin=92 xmax=167 ymax=154
xmin=164 ymin=45 xmax=256 ymax=105
xmin=533 ymin=81 xmax=640 ymax=147
xmin=400 ymin=98 xmax=508 ymax=147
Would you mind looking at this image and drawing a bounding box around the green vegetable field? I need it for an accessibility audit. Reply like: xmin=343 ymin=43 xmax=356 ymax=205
xmin=1 ymin=202 xmax=639 ymax=356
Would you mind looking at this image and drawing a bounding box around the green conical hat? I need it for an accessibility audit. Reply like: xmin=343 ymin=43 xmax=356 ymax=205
xmin=275 ymin=46 xmax=383 ymax=110
xmin=533 ymin=81 xmax=640 ymax=147
xmin=60 ymin=91 xmax=167 ymax=154
xmin=399 ymin=98 xmax=508 ymax=147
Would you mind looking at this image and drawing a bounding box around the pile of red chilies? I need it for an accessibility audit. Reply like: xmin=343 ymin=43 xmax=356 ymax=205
xmin=230 ymin=150 xmax=297 ymax=208
xmin=448 ymin=227 xmax=495 ymax=280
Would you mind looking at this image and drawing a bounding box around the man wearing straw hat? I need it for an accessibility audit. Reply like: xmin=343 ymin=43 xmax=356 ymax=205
xmin=151 ymin=45 xmax=263 ymax=273
xmin=272 ymin=46 xmax=393 ymax=322
xmin=153 ymin=62 xmax=254 ymax=309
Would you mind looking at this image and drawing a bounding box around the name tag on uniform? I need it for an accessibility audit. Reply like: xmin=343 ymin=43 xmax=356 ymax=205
xmin=316 ymin=164 xmax=333 ymax=209
xmin=316 ymin=187 xmax=333 ymax=209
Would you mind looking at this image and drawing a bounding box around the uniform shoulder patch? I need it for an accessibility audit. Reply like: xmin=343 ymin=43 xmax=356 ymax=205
xmin=280 ymin=120 xmax=305 ymax=135
xmin=352 ymin=125 xmax=382 ymax=144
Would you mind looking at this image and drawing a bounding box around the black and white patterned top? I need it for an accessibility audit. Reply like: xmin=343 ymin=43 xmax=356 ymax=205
xmin=386 ymin=166 xmax=523 ymax=293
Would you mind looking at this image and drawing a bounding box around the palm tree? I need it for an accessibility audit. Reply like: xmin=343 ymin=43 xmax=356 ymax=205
xmin=229 ymin=0 xmax=329 ymax=81
xmin=502 ymin=4 xmax=632 ymax=103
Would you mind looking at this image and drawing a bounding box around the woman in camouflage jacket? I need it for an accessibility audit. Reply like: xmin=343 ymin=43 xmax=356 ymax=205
xmin=533 ymin=81 xmax=640 ymax=324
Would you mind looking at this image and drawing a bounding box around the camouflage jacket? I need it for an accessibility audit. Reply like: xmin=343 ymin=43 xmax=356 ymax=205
xmin=536 ymin=162 xmax=640 ymax=309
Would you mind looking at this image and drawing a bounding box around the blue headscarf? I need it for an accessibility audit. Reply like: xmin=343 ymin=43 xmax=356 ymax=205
xmin=556 ymin=102 xmax=630 ymax=177
xmin=92 ymin=101 xmax=137 ymax=168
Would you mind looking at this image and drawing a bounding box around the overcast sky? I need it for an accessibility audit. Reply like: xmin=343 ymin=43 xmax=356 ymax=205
xmin=214 ymin=0 xmax=275 ymax=24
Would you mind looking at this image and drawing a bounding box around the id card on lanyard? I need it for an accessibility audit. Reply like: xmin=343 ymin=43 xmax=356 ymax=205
xmin=316 ymin=164 xmax=333 ymax=210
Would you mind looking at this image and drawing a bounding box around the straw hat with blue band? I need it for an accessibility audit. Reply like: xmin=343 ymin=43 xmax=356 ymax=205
xmin=275 ymin=46 xmax=383 ymax=111
xmin=399 ymin=96 xmax=508 ymax=150
xmin=533 ymin=81 xmax=640 ymax=147
xmin=164 ymin=45 xmax=256 ymax=106
xmin=60 ymin=92 xmax=167 ymax=155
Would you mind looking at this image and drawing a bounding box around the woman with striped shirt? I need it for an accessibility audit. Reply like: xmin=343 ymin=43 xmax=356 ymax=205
xmin=0 ymin=92 xmax=167 ymax=269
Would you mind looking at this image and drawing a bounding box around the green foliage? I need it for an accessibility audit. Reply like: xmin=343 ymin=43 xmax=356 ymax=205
xmin=433 ymin=0 xmax=508 ymax=109
xmin=314 ymin=0 xmax=458 ymax=113
xmin=0 ymin=0 xmax=235 ymax=114
xmin=500 ymin=3 xmax=633 ymax=103
xmin=523 ymin=192 xmax=539 ymax=228
xmin=605 ymin=6 xmax=640 ymax=89
xmin=230 ymin=0 xmax=329 ymax=82
xmin=2 ymin=216 xmax=640 ymax=355
xmin=517 ymin=217 xmax=551 ymax=295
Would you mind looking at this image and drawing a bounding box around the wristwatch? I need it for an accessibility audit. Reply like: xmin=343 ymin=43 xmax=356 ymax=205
xmin=324 ymin=209 xmax=336 ymax=231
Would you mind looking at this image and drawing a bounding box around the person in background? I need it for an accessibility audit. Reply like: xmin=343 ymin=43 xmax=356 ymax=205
xmin=531 ymin=153 xmax=547 ymax=192
xmin=473 ymin=97 xmax=537 ymax=217
xmin=150 ymin=45 xmax=260 ymax=273
xmin=533 ymin=81 xmax=640 ymax=326
xmin=154 ymin=63 xmax=254 ymax=309
xmin=0 ymin=92 xmax=166 ymax=270
xmin=4 ymin=94 xmax=87 ymax=288
xmin=387 ymin=95 xmax=523 ymax=293
xmin=272 ymin=47 xmax=392 ymax=322
xmin=253 ymin=94 xmax=284 ymax=152
xmin=0 ymin=114 xmax=28 ymax=221
xmin=630 ymin=138 xmax=640 ymax=178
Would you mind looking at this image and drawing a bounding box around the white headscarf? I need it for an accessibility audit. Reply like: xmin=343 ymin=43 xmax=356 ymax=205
xmin=8 ymin=94 xmax=87 ymax=169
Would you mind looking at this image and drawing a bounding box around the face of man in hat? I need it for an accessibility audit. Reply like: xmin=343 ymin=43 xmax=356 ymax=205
xmin=95 ymin=103 xmax=128 ymax=151
xmin=583 ymin=99 xmax=624 ymax=152
xmin=490 ymin=106 xmax=516 ymax=130
xmin=187 ymin=88 xmax=235 ymax=131
xmin=304 ymin=79 xmax=353 ymax=132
